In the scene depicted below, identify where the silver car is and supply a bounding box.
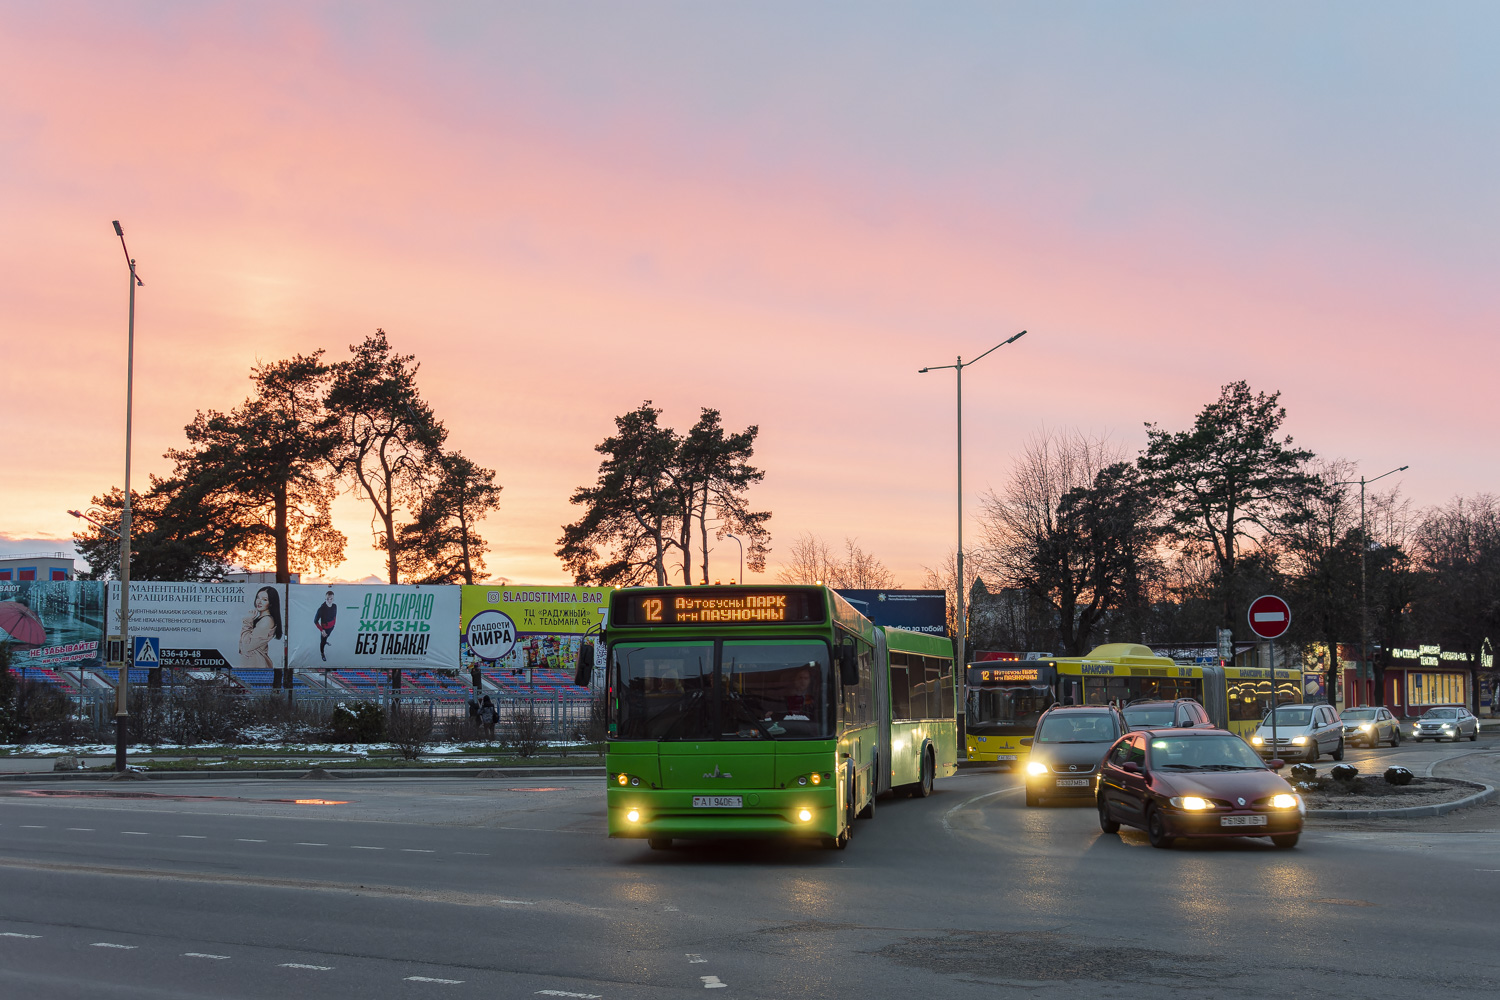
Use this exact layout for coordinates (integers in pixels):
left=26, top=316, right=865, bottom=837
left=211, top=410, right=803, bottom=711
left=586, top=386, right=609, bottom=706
left=1341, top=706, right=1401, bottom=748
left=1411, top=706, right=1479, bottom=743
left=1250, top=703, right=1345, bottom=763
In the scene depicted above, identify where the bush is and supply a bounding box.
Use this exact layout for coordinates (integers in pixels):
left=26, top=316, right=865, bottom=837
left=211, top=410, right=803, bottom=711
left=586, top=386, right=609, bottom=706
left=128, top=681, right=248, bottom=746
left=330, top=701, right=385, bottom=743
left=507, top=702, right=547, bottom=758
left=246, top=694, right=327, bottom=744
left=387, top=702, right=435, bottom=760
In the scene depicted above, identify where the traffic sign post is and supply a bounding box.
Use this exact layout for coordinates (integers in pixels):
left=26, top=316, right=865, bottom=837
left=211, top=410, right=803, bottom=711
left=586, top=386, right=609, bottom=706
left=1248, top=596, right=1292, bottom=756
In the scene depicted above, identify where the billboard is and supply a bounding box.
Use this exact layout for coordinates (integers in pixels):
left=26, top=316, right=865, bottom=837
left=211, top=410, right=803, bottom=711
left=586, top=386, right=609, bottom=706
left=288, top=584, right=460, bottom=670
left=108, top=581, right=282, bottom=670
left=0, top=579, right=104, bottom=669
left=460, top=585, right=609, bottom=678
left=836, top=589, right=948, bottom=637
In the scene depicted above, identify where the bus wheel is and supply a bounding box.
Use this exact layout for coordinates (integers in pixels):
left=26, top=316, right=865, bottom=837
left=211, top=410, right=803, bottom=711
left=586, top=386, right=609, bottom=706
left=647, top=837, right=672, bottom=850
left=914, top=749, right=934, bottom=799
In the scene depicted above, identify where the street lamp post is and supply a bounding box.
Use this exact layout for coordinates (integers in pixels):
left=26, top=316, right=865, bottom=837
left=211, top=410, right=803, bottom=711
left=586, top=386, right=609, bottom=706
left=111, top=221, right=142, bottom=773
left=918, top=330, right=1027, bottom=668
left=1335, top=465, right=1408, bottom=708
left=724, top=533, right=744, bottom=585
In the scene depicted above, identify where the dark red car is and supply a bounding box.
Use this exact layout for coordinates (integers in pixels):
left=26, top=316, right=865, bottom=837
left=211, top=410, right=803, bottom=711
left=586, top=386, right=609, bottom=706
left=1097, top=728, right=1304, bottom=849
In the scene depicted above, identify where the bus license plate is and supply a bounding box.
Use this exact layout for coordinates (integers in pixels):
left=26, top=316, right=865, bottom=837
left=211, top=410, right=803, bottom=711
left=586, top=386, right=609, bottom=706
left=996, top=755, right=1018, bottom=761
left=1055, top=778, right=1089, bottom=787
left=1220, top=815, right=1267, bottom=827
left=693, top=796, right=743, bottom=809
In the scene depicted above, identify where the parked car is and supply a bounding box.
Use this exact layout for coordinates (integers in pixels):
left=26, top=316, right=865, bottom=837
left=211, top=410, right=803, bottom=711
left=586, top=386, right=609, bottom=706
left=1411, top=706, right=1479, bottom=742
left=1122, top=699, right=1212, bottom=732
left=1250, top=704, right=1344, bottom=763
left=1023, top=705, right=1127, bottom=807
left=1340, top=706, right=1401, bottom=748
left=1097, top=728, right=1304, bottom=849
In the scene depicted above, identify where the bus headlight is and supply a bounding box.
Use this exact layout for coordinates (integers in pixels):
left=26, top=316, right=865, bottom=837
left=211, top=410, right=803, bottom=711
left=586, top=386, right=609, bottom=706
left=1271, top=794, right=1298, bottom=809
left=625, top=809, right=640, bottom=823
left=797, top=809, right=813, bottom=823
left=1026, top=761, right=1048, bottom=776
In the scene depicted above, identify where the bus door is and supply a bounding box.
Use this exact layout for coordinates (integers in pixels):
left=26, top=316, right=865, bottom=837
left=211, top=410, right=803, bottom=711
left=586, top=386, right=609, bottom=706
left=872, top=628, right=892, bottom=796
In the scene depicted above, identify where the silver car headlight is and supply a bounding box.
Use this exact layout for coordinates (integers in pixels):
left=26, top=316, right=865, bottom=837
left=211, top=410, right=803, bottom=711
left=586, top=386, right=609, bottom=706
left=1358, top=724, right=1372, bottom=732
left=1291, top=736, right=1308, bottom=745
left=1250, top=735, right=1264, bottom=746
left=1026, top=761, right=1048, bottom=776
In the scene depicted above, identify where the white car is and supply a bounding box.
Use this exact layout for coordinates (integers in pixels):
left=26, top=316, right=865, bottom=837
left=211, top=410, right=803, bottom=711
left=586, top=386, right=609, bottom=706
left=1411, top=706, right=1479, bottom=742
left=1250, top=704, right=1345, bottom=763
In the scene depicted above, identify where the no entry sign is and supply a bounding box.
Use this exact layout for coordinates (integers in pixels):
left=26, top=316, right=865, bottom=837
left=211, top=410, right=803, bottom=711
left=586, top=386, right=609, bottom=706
left=1248, top=594, right=1291, bottom=640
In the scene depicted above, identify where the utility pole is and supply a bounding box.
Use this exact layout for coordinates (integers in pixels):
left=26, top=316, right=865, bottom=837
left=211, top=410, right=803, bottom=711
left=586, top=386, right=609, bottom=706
left=111, top=221, right=142, bottom=773
left=1336, top=465, right=1408, bottom=707
left=919, top=330, right=1027, bottom=669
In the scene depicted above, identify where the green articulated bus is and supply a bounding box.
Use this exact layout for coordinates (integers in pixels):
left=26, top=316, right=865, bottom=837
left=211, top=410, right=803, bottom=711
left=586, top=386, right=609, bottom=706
left=595, top=585, right=957, bottom=850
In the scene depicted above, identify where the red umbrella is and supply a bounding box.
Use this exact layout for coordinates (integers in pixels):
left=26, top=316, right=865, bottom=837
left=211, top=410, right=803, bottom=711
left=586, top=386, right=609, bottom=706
left=0, top=602, right=46, bottom=646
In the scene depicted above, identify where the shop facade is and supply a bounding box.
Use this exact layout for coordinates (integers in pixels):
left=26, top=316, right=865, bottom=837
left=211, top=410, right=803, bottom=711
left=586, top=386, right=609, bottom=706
left=1380, top=644, right=1491, bottom=719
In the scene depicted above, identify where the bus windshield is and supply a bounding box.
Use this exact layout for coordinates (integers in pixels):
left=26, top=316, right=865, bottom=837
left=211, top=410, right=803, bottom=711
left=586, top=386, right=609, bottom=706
left=967, top=684, right=1054, bottom=734
left=612, top=641, right=833, bottom=741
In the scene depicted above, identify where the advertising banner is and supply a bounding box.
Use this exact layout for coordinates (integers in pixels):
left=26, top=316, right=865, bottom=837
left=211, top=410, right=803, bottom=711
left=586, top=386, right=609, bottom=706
left=459, top=585, right=610, bottom=676
left=288, top=584, right=460, bottom=670
left=836, top=589, right=948, bottom=636
left=1, top=579, right=105, bottom=669
left=108, top=581, right=283, bottom=670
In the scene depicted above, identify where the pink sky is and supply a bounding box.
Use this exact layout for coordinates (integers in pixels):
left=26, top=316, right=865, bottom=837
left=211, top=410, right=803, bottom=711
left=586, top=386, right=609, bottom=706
left=2, top=5, right=1496, bottom=586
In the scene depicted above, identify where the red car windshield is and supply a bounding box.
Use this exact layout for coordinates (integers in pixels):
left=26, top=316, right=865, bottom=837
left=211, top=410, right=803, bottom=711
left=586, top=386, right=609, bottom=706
left=1148, top=736, right=1265, bottom=771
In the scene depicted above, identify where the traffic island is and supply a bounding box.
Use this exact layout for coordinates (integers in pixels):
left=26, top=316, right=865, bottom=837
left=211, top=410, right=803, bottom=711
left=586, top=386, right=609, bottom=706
left=1297, top=771, right=1494, bottom=819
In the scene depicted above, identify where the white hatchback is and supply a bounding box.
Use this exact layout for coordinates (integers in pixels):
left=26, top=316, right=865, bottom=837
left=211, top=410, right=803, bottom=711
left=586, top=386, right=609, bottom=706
left=1250, top=703, right=1345, bottom=763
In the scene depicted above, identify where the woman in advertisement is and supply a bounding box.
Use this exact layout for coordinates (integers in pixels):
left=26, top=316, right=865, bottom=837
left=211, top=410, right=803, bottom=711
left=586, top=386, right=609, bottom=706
left=240, top=586, right=284, bottom=670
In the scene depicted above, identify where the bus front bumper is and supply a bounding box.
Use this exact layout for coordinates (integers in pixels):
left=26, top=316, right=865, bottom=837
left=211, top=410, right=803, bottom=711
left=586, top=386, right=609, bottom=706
left=608, top=786, right=838, bottom=840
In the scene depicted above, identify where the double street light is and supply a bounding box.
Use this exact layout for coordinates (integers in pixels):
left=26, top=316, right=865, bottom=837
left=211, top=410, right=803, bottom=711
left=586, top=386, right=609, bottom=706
left=919, top=330, right=1028, bottom=665
left=1334, top=464, right=1409, bottom=701
left=111, top=221, right=142, bottom=773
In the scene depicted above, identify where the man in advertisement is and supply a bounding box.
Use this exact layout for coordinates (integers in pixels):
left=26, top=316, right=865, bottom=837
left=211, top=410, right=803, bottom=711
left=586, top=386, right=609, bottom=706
left=314, top=590, right=338, bottom=662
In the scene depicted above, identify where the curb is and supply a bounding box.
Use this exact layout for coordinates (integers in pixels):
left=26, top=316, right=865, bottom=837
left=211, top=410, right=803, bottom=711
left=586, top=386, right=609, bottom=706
left=0, top=766, right=607, bottom=782
left=1306, top=779, right=1495, bottom=819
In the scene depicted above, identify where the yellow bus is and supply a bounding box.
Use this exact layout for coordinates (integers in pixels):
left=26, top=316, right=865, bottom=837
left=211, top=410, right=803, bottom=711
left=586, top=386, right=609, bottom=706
left=965, top=643, right=1300, bottom=765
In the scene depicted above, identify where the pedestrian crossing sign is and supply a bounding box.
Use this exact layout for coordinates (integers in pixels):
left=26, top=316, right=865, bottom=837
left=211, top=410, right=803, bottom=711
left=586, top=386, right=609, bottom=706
left=133, top=636, right=160, bottom=667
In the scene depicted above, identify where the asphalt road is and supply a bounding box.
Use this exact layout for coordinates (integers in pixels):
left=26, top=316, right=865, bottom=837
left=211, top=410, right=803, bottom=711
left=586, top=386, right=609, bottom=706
left=1, top=738, right=1497, bottom=999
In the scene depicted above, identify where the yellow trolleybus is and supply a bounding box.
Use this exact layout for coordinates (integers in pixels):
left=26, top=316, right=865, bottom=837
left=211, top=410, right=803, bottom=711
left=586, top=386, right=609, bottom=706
left=594, top=585, right=957, bottom=849
left=965, top=643, right=1301, bottom=764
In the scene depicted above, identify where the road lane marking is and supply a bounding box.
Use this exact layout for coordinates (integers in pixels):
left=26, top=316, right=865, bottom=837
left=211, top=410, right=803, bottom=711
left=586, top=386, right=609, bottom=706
left=92, top=942, right=138, bottom=949
left=67, top=828, right=94, bottom=831
left=179, top=835, right=207, bottom=839
left=941, top=784, right=1023, bottom=835
left=455, top=852, right=489, bottom=856
left=237, top=839, right=266, bottom=843
left=280, top=963, right=333, bottom=970
left=535, top=992, right=602, bottom=998
left=406, top=976, right=465, bottom=984
left=184, top=952, right=231, bottom=959
left=1, top=932, right=42, bottom=939
left=296, top=843, right=328, bottom=847
left=350, top=846, right=384, bottom=850
left=20, top=825, right=45, bottom=828
left=686, top=954, right=707, bottom=963
left=122, top=831, right=149, bottom=836
left=702, top=975, right=727, bottom=988
left=402, top=849, right=436, bottom=853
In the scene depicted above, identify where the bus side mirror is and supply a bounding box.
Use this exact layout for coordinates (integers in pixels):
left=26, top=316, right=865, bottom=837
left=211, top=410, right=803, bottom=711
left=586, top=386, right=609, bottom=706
left=574, top=643, right=595, bottom=687
left=839, top=644, right=858, bottom=686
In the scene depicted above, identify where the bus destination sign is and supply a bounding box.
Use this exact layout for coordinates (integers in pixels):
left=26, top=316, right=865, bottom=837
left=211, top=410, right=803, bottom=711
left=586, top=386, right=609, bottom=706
left=969, top=667, right=1042, bottom=683
left=614, top=589, right=825, bottom=627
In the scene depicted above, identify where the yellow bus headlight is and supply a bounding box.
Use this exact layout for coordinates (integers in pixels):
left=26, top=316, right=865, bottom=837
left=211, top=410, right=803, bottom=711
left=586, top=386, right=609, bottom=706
left=626, top=809, right=640, bottom=823
left=797, top=809, right=813, bottom=822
